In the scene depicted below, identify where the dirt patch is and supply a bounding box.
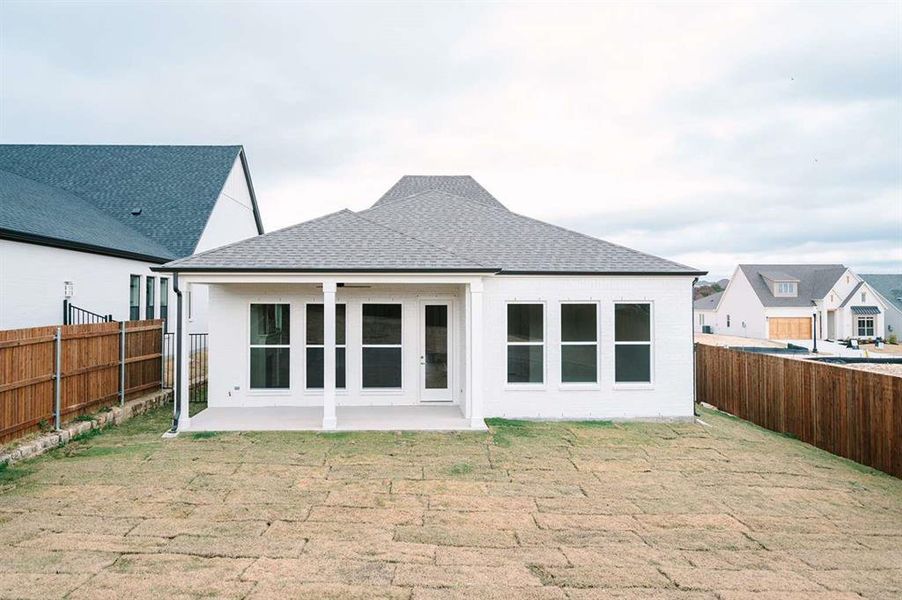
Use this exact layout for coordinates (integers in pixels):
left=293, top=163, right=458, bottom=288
left=0, top=405, right=899, bottom=598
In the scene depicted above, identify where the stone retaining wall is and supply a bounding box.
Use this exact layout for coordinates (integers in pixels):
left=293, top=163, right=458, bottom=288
left=0, top=389, right=172, bottom=466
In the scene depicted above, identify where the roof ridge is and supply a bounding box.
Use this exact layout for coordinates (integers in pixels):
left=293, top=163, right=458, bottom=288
left=350, top=209, right=494, bottom=269
left=369, top=188, right=512, bottom=212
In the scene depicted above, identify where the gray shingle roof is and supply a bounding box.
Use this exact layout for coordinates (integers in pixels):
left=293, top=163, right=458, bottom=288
left=162, top=209, right=491, bottom=271
left=694, top=291, right=723, bottom=310
left=0, top=144, right=255, bottom=259
left=738, top=264, right=847, bottom=307
left=163, top=178, right=702, bottom=275
left=374, top=175, right=506, bottom=210
left=860, top=274, right=902, bottom=314
left=838, top=281, right=864, bottom=308
left=0, top=168, right=175, bottom=260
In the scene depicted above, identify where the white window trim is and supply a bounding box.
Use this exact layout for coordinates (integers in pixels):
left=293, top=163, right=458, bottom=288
left=505, top=301, right=546, bottom=390
left=145, top=275, right=156, bottom=320
left=361, top=302, right=403, bottom=391
left=304, top=302, right=347, bottom=391
left=129, top=274, right=142, bottom=321
left=248, top=302, right=292, bottom=393
left=856, top=316, right=875, bottom=338
left=559, top=301, right=600, bottom=390
left=612, top=301, right=654, bottom=389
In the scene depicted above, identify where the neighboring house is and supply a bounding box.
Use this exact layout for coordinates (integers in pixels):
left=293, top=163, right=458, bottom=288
left=860, top=274, right=902, bottom=339
left=693, top=291, right=723, bottom=333
left=156, top=175, right=705, bottom=432
left=700, top=264, right=888, bottom=341
left=0, top=145, right=263, bottom=331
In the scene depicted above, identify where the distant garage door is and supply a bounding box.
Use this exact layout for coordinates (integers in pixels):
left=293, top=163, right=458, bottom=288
left=768, top=317, right=811, bottom=340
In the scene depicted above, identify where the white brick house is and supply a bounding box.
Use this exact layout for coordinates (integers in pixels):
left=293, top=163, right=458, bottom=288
left=157, top=176, right=704, bottom=432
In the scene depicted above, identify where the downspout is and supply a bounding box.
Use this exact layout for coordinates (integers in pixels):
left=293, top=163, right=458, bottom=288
left=692, top=277, right=699, bottom=418
left=170, top=273, right=183, bottom=432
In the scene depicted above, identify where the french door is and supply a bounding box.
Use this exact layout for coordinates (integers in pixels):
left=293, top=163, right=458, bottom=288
left=419, top=301, right=452, bottom=402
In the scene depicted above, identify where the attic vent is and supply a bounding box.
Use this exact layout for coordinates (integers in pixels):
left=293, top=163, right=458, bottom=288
left=131, top=208, right=142, bottom=216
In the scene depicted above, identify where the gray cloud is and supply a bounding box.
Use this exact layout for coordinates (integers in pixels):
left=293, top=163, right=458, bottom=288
left=1, top=1, right=899, bottom=277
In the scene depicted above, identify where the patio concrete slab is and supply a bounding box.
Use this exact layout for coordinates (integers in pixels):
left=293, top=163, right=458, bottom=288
left=185, top=404, right=484, bottom=432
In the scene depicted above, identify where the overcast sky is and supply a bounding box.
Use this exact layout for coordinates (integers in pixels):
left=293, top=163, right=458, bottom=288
left=1, top=1, right=899, bottom=279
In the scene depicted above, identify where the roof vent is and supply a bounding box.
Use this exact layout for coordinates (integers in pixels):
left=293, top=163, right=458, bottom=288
left=131, top=208, right=142, bottom=216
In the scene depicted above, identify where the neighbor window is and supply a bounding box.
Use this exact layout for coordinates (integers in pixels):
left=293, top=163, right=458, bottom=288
left=857, top=316, right=875, bottom=338
left=614, top=303, right=652, bottom=384
left=362, top=304, right=402, bottom=388
left=160, top=278, right=169, bottom=329
left=776, top=282, right=796, bottom=296
left=145, top=276, right=156, bottom=319
left=561, top=303, right=597, bottom=383
left=507, top=303, right=544, bottom=384
left=699, top=314, right=705, bottom=326
left=129, top=275, right=140, bottom=320
left=861, top=292, right=866, bottom=302
left=306, top=303, right=346, bottom=389
left=726, top=314, right=731, bottom=328
left=250, top=304, right=290, bottom=389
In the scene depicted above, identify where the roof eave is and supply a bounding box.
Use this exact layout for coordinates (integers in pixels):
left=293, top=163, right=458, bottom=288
left=1, top=228, right=172, bottom=264
left=496, top=269, right=707, bottom=276
left=150, top=266, right=500, bottom=274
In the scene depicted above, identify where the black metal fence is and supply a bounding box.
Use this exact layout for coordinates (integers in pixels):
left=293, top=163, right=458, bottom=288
left=63, top=300, right=113, bottom=325
left=163, top=332, right=208, bottom=402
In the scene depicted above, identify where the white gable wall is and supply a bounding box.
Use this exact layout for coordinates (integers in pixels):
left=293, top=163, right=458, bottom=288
left=711, top=268, right=767, bottom=338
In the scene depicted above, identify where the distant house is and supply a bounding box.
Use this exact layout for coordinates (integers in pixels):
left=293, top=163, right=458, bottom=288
left=0, top=145, right=263, bottom=331
left=860, top=274, right=902, bottom=339
left=696, top=264, right=889, bottom=341
left=693, top=290, right=723, bottom=333
left=156, top=175, right=705, bottom=432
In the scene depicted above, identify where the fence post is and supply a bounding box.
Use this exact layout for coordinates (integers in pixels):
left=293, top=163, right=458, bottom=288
left=160, top=323, right=165, bottom=392
left=119, top=321, right=126, bottom=406
left=54, top=326, right=62, bottom=430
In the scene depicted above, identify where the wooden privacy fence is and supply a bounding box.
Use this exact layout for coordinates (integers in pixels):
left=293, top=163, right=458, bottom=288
left=0, top=320, right=164, bottom=443
left=696, top=343, right=902, bottom=478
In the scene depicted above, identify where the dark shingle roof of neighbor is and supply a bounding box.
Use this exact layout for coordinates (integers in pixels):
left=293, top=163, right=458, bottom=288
left=694, top=291, right=723, bottom=310
left=738, top=264, right=848, bottom=307
left=0, top=169, right=175, bottom=260
left=0, top=144, right=250, bottom=259
left=859, top=274, right=902, bottom=313
left=163, top=177, right=703, bottom=275
left=373, top=175, right=507, bottom=210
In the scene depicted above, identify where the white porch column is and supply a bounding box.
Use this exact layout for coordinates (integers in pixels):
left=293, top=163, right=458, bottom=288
left=322, top=280, right=337, bottom=430
left=467, top=280, right=485, bottom=428
left=177, top=281, right=191, bottom=430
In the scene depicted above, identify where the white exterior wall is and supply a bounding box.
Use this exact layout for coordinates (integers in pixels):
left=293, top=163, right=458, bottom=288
left=482, top=276, right=694, bottom=419
left=711, top=268, right=767, bottom=338
left=204, top=275, right=696, bottom=420
left=0, top=239, right=169, bottom=329
left=882, top=304, right=902, bottom=340
left=693, top=308, right=722, bottom=333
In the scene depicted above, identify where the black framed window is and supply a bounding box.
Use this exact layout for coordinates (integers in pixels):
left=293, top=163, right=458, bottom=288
left=145, top=276, right=155, bottom=319
left=614, top=303, right=652, bottom=383
left=561, top=303, right=597, bottom=383
left=129, top=275, right=140, bottom=321
left=250, top=304, right=290, bottom=389
left=362, top=304, right=402, bottom=388
left=160, top=278, right=169, bottom=329
left=507, top=303, right=544, bottom=383
left=306, top=303, right=346, bottom=389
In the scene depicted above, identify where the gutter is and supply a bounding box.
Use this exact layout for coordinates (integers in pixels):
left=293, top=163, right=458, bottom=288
left=692, top=277, right=699, bottom=418
left=0, top=228, right=172, bottom=264
left=170, top=273, right=183, bottom=433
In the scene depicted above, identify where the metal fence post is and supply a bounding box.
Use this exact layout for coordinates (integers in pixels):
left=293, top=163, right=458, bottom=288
left=54, top=327, right=62, bottom=430
left=119, top=321, right=126, bottom=406
left=160, top=323, right=165, bottom=391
